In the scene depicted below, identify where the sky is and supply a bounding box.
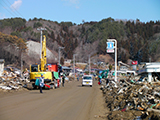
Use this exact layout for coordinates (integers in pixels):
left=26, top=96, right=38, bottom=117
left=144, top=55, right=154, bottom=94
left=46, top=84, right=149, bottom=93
left=0, top=0, right=160, bottom=24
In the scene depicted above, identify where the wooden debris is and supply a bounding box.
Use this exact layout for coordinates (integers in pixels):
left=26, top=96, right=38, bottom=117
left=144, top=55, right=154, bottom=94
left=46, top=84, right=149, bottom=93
left=0, top=70, right=30, bottom=92
left=100, top=75, right=160, bottom=119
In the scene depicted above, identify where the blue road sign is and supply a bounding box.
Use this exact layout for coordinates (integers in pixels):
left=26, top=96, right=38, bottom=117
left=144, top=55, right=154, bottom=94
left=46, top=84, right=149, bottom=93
left=107, top=42, right=114, bottom=49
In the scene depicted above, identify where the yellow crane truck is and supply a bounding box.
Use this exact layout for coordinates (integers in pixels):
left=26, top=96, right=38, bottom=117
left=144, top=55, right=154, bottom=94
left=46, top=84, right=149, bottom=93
left=27, top=35, right=54, bottom=89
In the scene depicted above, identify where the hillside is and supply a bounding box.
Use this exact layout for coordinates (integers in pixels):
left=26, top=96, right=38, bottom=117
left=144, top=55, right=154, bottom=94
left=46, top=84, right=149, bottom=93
left=26, top=40, right=57, bottom=63
left=0, top=17, right=160, bottom=68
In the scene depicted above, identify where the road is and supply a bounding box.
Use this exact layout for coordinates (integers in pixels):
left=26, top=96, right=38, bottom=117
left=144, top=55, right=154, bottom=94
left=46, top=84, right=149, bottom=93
left=0, top=79, right=106, bottom=120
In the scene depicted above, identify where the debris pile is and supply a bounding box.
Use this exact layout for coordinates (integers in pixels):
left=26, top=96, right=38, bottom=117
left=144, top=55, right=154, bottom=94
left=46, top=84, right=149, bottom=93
left=100, top=77, right=160, bottom=119
left=0, top=70, right=29, bottom=92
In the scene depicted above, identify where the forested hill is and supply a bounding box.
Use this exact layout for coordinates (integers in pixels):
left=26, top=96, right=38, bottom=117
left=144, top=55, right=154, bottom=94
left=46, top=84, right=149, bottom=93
left=0, top=17, right=160, bottom=67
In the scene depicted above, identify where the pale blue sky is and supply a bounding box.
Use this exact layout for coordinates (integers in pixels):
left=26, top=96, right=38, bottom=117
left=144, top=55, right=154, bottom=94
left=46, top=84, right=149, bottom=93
left=0, top=0, right=160, bottom=24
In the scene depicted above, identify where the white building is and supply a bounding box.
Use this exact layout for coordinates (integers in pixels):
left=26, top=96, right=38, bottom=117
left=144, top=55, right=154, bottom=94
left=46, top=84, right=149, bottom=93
left=138, top=62, right=160, bottom=82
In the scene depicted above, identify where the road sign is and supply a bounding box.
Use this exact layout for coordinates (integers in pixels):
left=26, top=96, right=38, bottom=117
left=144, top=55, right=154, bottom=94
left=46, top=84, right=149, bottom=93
left=106, top=49, right=114, bottom=53
left=107, top=42, right=114, bottom=49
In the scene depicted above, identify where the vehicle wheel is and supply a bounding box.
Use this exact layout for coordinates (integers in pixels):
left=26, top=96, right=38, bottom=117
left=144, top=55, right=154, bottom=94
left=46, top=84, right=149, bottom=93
left=82, top=85, right=84, bottom=86
left=90, top=85, right=92, bottom=87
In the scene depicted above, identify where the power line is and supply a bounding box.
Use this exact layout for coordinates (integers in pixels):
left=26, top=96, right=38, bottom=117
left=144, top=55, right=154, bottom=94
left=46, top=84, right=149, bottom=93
left=2, top=0, right=19, bottom=17
left=5, top=0, right=24, bottom=17
left=1, top=0, right=23, bottom=18
left=0, top=2, right=16, bottom=17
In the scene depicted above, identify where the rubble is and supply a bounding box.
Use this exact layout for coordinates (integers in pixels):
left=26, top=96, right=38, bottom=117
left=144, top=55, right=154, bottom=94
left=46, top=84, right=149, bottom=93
left=100, top=76, right=160, bottom=120
left=0, top=68, right=71, bottom=92
left=0, top=70, right=30, bottom=92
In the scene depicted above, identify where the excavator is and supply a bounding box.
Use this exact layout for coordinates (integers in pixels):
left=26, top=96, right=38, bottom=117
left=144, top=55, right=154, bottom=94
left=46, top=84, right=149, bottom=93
left=27, top=35, right=54, bottom=89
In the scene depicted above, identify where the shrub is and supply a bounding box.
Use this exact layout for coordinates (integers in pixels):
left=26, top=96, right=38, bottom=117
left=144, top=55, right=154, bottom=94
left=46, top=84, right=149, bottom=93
left=33, top=22, right=43, bottom=28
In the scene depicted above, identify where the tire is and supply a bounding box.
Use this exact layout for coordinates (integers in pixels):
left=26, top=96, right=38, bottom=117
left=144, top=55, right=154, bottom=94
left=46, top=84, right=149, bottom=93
left=82, top=84, right=84, bottom=86
left=90, top=85, right=92, bottom=87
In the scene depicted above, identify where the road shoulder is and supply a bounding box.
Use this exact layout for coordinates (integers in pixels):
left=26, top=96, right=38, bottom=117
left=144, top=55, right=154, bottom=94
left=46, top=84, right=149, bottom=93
left=89, top=82, right=108, bottom=120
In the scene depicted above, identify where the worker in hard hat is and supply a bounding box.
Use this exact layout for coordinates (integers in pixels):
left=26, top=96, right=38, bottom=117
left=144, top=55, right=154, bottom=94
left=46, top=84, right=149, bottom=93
left=39, top=74, right=44, bottom=93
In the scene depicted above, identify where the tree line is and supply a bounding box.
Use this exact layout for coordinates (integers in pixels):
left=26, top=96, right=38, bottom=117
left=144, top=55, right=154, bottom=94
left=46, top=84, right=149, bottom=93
left=0, top=17, right=160, bottom=63
left=81, top=18, right=160, bottom=63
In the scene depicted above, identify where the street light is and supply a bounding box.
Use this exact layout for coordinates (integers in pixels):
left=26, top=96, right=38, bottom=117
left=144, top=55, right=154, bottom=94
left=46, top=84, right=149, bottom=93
left=58, top=47, right=64, bottom=65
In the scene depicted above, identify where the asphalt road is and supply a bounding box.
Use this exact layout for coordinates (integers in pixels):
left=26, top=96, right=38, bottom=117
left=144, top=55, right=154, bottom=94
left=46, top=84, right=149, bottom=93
left=0, top=80, right=106, bottom=120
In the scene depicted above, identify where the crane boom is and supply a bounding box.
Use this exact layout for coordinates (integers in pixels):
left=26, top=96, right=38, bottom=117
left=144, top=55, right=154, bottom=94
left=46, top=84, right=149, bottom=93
left=41, top=35, right=47, bottom=71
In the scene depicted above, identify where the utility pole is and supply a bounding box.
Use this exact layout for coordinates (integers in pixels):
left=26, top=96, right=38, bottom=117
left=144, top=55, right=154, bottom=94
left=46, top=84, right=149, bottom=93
left=149, top=57, right=151, bottom=63
left=73, top=54, right=77, bottom=80
left=37, top=27, right=46, bottom=60
left=115, top=40, right=117, bottom=82
left=21, top=50, right=23, bottom=77
left=20, top=41, right=25, bottom=77
left=58, top=47, right=64, bottom=65
left=89, top=55, right=91, bottom=75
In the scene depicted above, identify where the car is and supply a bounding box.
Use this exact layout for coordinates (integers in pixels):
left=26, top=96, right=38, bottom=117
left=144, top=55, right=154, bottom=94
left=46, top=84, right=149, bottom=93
left=82, top=75, right=93, bottom=87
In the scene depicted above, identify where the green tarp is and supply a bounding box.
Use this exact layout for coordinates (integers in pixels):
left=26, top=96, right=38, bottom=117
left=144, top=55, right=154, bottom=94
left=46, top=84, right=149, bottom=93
left=35, top=78, right=39, bottom=86
left=112, top=71, right=115, bottom=76
left=54, top=72, right=59, bottom=79
left=101, top=69, right=109, bottom=78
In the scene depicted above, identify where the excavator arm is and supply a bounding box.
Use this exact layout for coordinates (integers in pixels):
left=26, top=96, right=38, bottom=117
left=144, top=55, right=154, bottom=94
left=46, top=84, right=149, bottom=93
left=41, top=35, right=47, bottom=71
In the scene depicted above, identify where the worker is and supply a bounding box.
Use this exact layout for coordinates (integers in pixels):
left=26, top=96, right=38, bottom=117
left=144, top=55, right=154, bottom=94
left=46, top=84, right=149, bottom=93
left=106, top=78, right=109, bottom=85
left=77, top=74, right=79, bottom=81
left=95, top=75, right=98, bottom=81
left=39, top=74, right=44, bottom=93
left=57, top=79, right=60, bottom=88
left=60, top=72, right=64, bottom=86
left=98, top=75, right=102, bottom=85
left=62, top=74, right=65, bottom=87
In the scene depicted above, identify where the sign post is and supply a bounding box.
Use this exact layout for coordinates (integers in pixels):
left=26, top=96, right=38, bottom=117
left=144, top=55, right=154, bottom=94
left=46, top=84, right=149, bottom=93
left=107, top=39, right=117, bottom=82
